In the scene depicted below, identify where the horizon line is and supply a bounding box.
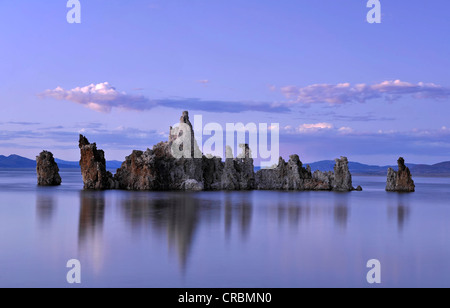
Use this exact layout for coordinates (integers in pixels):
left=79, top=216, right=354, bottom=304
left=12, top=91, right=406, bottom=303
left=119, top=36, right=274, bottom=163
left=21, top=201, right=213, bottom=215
left=1, top=153, right=448, bottom=167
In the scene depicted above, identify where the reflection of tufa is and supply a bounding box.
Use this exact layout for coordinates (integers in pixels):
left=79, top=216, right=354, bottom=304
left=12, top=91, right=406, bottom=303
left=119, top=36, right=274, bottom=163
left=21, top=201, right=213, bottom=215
left=77, top=111, right=361, bottom=192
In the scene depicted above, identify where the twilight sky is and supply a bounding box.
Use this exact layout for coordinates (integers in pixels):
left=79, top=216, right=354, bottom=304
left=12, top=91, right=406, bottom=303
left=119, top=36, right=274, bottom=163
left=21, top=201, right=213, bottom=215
left=1, top=0, right=449, bottom=165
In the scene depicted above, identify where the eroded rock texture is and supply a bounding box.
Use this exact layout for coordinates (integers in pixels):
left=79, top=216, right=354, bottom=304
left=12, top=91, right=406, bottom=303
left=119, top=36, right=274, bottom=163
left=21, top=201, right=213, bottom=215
left=79, top=135, right=117, bottom=190
left=114, top=111, right=254, bottom=191
left=333, top=156, right=354, bottom=192
left=314, top=157, right=355, bottom=191
left=79, top=111, right=359, bottom=192
left=115, top=142, right=204, bottom=191
left=256, top=155, right=331, bottom=191
left=256, top=156, right=355, bottom=191
left=115, top=111, right=203, bottom=191
left=312, top=170, right=333, bottom=190
left=386, top=157, right=415, bottom=192
left=202, top=155, right=224, bottom=190
left=169, top=111, right=202, bottom=159
left=36, top=151, right=61, bottom=186
left=221, top=144, right=256, bottom=191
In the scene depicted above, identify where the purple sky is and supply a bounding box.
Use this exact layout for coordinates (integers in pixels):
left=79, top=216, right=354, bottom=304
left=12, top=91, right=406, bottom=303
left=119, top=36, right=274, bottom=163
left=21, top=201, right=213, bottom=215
left=1, top=0, right=449, bottom=165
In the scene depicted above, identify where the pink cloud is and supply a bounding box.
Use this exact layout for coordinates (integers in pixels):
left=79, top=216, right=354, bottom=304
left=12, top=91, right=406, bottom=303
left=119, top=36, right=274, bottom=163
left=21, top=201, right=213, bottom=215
left=281, top=80, right=450, bottom=105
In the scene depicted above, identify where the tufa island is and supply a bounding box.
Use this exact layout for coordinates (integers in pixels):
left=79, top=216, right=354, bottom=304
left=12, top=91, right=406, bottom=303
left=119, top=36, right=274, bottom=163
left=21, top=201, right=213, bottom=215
left=36, top=150, right=61, bottom=186
left=37, top=111, right=415, bottom=193
left=386, top=157, right=415, bottom=192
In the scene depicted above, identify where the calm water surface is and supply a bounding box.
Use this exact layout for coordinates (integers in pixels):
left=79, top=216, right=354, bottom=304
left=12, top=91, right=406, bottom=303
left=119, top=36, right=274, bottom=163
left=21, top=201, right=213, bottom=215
left=0, top=169, right=449, bottom=287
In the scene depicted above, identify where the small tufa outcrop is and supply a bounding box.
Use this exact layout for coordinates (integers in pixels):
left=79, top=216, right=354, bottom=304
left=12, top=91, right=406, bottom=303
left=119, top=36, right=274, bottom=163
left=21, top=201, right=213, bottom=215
left=333, top=156, right=354, bottom=192
left=256, top=155, right=330, bottom=191
left=36, top=151, right=62, bottom=186
left=79, top=135, right=117, bottom=190
left=311, top=157, right=357, bottom=191
left=386, top=157, right=415, bottom=192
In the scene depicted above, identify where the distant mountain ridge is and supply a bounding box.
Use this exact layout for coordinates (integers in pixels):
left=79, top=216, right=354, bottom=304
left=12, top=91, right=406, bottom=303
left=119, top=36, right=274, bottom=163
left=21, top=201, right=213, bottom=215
left=0, top=155, right=122, bottom=170
left=1, top=155, right=450, bottom=176
left=0, top=155, right=37, bottom=168
left=306, top=160, right=450, bottom=177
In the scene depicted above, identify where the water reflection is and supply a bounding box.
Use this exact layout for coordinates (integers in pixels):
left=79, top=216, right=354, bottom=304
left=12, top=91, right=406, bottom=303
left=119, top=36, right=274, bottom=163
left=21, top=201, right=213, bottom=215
left=277, top=203, right=308, bottom=228
left=36, top=194, right=56, bottom=225
left=273, top=193, right=351, bottom=230
left=18, top=173, right=450, bottom=287
left=224, top=194, right=252, bottom=239
left=78, top=191, right=105, bottom=273
left=71, top=189, right=412, bottom=278
left=388, top=203, right=411, bottom=232
left=396, top=204, right=410, bottom=230
left=165, top=195, right=202, bottom=270
left=119, top=193, right=222, bottom=270
left=334, top=194, right=350, bottom=229
left=79, top=191, right=105, bottom=244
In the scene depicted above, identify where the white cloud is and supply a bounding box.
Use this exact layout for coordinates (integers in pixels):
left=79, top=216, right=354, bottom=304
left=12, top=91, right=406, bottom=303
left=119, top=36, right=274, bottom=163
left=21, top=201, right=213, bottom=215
left=39, top=82, right=155, bottom=113
left=281, top=80, right=450, bottom=105
left=40, top=80, right=449, bottom=114
left=39, top=82, right=290, bottom=114
left=338, top=126, right=354, bottom=134
left=299, top=122, right=333, bottom=132
left=268, top=124, right=280, bottom=131
left=283, top=122, right=334, bottom=134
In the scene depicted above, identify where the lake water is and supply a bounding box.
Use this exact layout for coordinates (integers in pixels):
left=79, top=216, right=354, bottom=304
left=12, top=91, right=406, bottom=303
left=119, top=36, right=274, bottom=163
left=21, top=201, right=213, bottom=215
left=0, top=169, right=449, bottom=288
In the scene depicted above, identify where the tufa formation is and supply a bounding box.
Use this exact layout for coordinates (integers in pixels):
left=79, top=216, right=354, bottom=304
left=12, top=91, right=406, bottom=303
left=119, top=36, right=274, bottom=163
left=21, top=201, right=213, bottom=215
left=79, top=111, right=360, bottom=192
left=386, top=157, right=415, bottom=192
left=36, top=151, right=62, bottom=186
left=256, top=155, right=328, bottom=191
left=114, top=112, right=255, bottom=191
left=79, top=135, right=118, bottom=190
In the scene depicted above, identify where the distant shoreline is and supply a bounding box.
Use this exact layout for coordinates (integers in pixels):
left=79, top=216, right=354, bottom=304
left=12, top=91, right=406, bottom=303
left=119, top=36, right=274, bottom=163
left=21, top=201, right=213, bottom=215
left=2, top=154, right=450, bottom=177
left=1, top=167, right=450, bottom=178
